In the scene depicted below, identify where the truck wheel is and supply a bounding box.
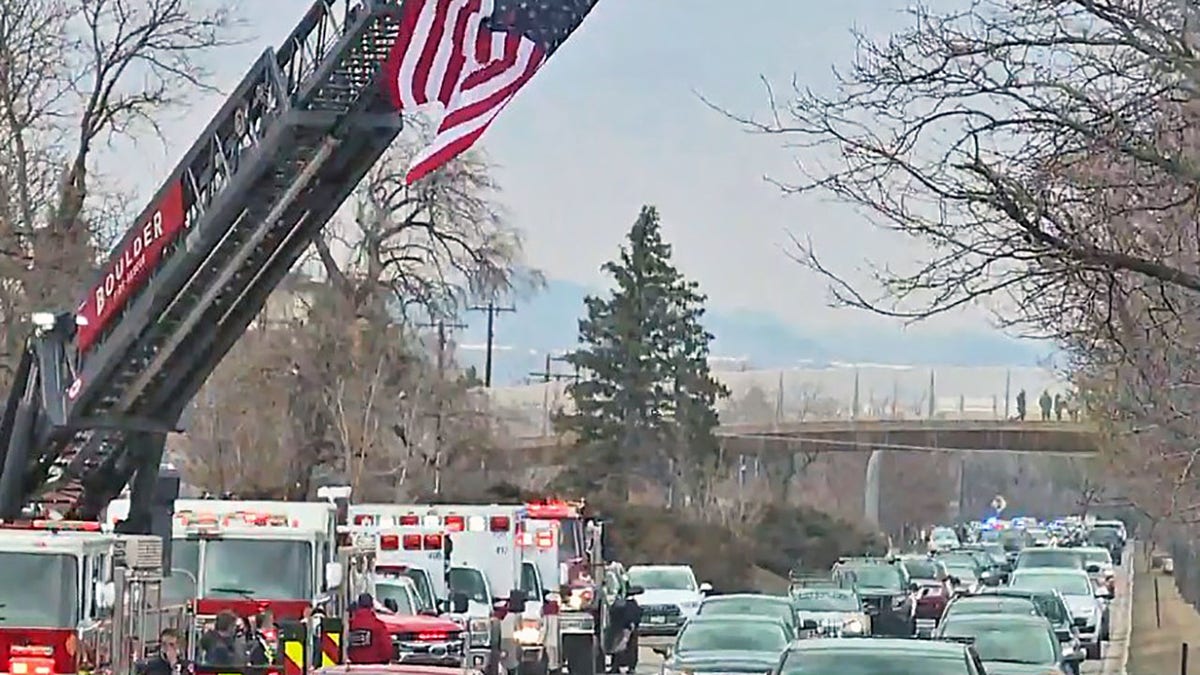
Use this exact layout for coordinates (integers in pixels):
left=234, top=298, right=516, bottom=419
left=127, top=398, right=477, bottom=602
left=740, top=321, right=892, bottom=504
left=518, top=653, right=549, bottom=675
left=563, top=635, right=595, bottom=675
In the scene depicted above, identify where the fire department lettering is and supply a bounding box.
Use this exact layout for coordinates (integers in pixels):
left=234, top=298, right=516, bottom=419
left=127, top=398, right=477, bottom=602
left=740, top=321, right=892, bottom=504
left=76, top=181, right=187, bottom=352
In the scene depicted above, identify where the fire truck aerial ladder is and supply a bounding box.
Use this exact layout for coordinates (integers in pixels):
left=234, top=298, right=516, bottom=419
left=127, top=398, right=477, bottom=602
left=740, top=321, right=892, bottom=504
left=0, top=0, right=407, bottom=531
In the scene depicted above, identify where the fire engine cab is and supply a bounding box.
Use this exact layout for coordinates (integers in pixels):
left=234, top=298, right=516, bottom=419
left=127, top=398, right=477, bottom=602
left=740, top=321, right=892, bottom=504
left=105, top=498, right=344, bottom=621
left=0, top=520, right=168, bottom=675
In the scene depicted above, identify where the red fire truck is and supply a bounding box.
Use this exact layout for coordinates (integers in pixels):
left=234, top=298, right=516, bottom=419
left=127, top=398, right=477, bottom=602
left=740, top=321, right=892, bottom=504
left=0, top=520, right=170, bottom=675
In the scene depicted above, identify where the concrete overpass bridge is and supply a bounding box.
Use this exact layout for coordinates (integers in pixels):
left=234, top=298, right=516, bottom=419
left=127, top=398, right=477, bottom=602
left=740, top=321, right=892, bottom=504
left=482, top=366, right=1099, bottom=528
left=487, top=418, right=1099, bottom=528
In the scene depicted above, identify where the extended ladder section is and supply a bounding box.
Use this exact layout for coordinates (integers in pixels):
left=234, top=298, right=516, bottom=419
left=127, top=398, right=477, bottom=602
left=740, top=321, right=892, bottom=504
left=0, top=0, right=408, bottom=527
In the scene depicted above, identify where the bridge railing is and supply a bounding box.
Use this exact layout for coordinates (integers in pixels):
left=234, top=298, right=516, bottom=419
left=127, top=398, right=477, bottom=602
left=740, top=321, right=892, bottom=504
left=478, top=366, right=1079, bottom=439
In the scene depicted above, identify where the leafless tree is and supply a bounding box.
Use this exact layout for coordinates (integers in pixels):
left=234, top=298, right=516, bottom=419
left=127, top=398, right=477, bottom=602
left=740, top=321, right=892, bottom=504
left=0, top=0, right=239, bottom=369
left=314, top=116, right=542, bottom=323
left=715, top=0, right=1200, bottom=326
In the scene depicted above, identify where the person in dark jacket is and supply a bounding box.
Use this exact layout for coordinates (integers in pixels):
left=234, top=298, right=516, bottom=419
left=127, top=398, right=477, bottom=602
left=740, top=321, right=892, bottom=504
left=347, top=593, right=393, bottom=664
left=248, top=609, right=277, bottom=666
left=200, top=610, right=245, bottom=667
left=141, top=628, right=188, bottom=675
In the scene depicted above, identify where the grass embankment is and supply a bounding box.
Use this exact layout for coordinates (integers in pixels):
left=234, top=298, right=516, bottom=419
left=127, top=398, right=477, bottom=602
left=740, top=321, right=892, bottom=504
left=1128, top=551, right=1200, bottom=675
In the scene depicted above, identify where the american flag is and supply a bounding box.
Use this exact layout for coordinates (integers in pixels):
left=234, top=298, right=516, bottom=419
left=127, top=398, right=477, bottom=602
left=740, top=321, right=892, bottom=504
left=382, top=0, right=600, bottom=184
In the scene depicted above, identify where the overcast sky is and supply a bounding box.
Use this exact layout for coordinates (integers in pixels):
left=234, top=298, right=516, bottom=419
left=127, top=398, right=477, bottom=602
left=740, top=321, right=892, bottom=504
left=111, top=0, right=992, bottom=335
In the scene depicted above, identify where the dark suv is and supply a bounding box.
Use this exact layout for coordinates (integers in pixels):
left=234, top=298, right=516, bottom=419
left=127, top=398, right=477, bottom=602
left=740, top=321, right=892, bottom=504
left=831, top=557, right=917, bottom=637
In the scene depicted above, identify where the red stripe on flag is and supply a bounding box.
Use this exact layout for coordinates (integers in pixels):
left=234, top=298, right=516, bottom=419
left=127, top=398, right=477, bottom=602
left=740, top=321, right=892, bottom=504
left=381, top=0, right=426, bottom=109
left=412, top=0, right=454, bottom=105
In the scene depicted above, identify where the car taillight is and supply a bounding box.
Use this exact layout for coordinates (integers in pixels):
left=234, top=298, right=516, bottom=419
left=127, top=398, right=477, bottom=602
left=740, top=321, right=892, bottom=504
left=380, top=534, right=400, bottom=550
left=402, top=534, right=422, bottom=550
left=445, top=515, right=465, bottom=531
left=399, top=514, right=419, bottom=526
left=490, top=515, right=510, bottom=532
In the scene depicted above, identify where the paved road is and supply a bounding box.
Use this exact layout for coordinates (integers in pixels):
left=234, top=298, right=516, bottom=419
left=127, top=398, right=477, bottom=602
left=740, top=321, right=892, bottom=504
left=629, top=550, right=1134, bottom=675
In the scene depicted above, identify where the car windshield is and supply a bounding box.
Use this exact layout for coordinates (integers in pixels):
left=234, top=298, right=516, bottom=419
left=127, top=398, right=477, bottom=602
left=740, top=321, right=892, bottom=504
left=940, top=620, right=1057, bottom=664
left=932, top=529, right=958, bottom=542
left=676, top=621, right=788, bottom=652
left=448, top=568, right=489, bottom=604
left=628, top=567, right=695, bottom=591
left=166, top=539, right=200, bottom=603
left=1079, top=549, right=1112, bottom=565
left=945, top=563, right=978, bottom=581
left=1089, top=529, right=1120, bottom=544
left=375, top=581, right=416, bottom=614
left=781, top=652, right=970, bottom=674
left=979, top=530, right=1002, bottom=542
left=939, top=553, right=979, bottom=567
left=901, top=559, right=940, bottom=579
left=701, top=598, right=792, bottom=623
left=202, top=539, right=312, bottom=599
left=1018, top=550, right=1083, bottom=569
left=838, top=565, right=902, bottom=591
left=791, top=591, right=860, bottom=612
left=945, top=597, right=1038, bottom=617
left=1011, top=572, right=1092, bottom=596
left=0, top=552, right=79, bottom=627
left=403, top=568, right=436, bottom=610
left=1029, top=595, right=1070, bottom=625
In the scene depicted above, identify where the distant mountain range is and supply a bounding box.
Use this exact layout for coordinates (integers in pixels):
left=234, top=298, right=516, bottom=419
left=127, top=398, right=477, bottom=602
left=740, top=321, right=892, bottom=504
left=453, top=279, right=1052, bottom=385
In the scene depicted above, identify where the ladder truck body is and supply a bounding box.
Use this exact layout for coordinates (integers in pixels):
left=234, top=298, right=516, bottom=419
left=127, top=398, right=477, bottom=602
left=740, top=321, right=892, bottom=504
left=0, top=0, right=408, bottom=532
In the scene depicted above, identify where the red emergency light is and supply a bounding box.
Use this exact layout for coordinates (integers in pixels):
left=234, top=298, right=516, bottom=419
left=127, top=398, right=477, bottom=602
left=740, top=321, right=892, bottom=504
left=535, top=529, right=554, bottom=549
left=489, top=515, right=510, bottom=532
left=416, top=631, right=450, bottom=641
left=354, top=514, right=373, bottom=525
left=380, top=534, right=400, bottom=550
left=423, top=533, right=443, bottom=550
left=402, top=534, right=423, bottom=550
left=6, top=519, right=102, bottom=532
left=525, top=500, right=580, bottom=519
left=444, top=515, right=465, bottom=532
left=398, top=514, right=419, bottom=526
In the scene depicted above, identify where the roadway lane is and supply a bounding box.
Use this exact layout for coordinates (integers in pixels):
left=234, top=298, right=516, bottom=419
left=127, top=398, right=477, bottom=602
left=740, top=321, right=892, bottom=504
left=629, top=548, right=1134, bottom=675
left=1086, top=547, right=1133, bottom=675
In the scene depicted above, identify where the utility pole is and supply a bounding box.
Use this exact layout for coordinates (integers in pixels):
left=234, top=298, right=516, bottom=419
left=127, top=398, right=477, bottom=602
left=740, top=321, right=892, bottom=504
left=417, top=318, right=467, bottom=494
left=467, top=302, right=514, bottom=387
left=529, top=352, right=576, bottom=435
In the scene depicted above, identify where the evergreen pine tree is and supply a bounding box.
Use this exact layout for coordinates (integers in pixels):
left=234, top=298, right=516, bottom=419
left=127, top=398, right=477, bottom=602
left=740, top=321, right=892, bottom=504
left=557, top=206, right=728, bottom=502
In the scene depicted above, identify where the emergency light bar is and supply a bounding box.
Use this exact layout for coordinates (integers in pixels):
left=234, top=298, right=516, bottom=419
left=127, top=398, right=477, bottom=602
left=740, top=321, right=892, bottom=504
left=397, top=533, right=444, bottom=551
left=176, top=509, right=297, bottom=528
left=525, top=499, right=582, bottom=519
left=4, top=519, right=101, bottom=532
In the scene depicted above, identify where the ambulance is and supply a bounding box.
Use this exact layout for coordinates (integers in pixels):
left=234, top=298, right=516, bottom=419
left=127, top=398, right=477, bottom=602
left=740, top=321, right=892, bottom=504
left=350, top=504, right=558, bottom=675
left=0, top=520, right=168, bottom=675
left=105, top=498, right=344, bottom=623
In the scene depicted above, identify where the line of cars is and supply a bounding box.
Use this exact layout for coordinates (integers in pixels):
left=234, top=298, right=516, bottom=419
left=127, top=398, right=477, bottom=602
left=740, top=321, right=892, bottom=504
left=631, top=516, right=1127, bottom=675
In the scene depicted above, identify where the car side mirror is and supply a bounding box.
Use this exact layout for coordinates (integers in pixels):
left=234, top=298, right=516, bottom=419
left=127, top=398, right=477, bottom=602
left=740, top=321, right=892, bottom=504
left=627, top=585, right=645, bottom=597
left=508, top=589, right=528, bottom=613
left=948, top=576, right=961, bottom=586
left=699, top=582, right=713, bottom=595
left=324, top=562, right=344, bottom=590
left=1086, top=564, right=1101, bottom=574
left=450, top=591, right=470, bottom=614
left=908, top=582, right=919, bottom=592
left=383, top=598, right=399, bottom=613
